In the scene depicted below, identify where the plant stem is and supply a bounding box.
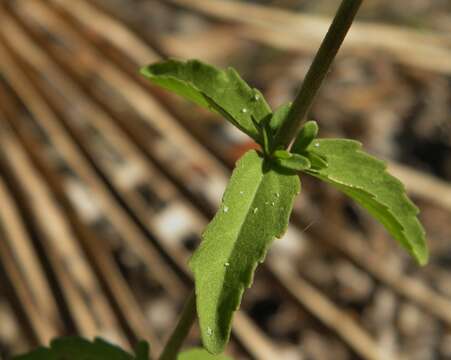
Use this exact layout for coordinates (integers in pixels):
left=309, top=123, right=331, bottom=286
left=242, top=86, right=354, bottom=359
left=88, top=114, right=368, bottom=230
left=159, top=290, right=197, bottom=360
left=274, top=0, right=364, bottom=149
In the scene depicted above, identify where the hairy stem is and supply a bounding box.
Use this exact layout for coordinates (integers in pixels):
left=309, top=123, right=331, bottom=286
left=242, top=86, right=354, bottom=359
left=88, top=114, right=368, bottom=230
left=159, top=290, right=196, bottom=360
left=274, top=0, right=364, bottom=149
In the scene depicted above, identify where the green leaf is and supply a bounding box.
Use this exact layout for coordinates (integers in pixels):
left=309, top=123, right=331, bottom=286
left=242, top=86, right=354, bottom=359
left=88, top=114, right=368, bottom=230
left=178, top=348, right=232, bottom=360
left=13, top=337, right=149, bottom=360
left=269, top=103, right=291, bottom=133
left=134, top=342, right=151, bottom=360
left=251, top=114, right=272, bottom=155
left=292, top=121, right=319, bottom=153
left=190, top=150, right=300, bottom=354
left=304, top=151, right=328, bottom=170
left=140, top=59, right=271, bottom=141
left=273, top=149, right=292, bottom=159
left=273, top=151, right=311, bottom=171
left=304, top=139, right=428, bottom=265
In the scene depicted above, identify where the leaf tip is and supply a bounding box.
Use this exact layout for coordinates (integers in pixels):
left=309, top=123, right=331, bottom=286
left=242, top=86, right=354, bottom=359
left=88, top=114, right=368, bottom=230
left=414, top=244, right=429, bottom=266
left=134, top=340, right=150, bottom=360
left=139, top=65, right=151, bottom=77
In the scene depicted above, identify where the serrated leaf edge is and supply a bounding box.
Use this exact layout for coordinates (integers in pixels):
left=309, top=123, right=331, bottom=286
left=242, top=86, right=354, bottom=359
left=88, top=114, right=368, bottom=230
left=305, top=139, right=427, bottom=265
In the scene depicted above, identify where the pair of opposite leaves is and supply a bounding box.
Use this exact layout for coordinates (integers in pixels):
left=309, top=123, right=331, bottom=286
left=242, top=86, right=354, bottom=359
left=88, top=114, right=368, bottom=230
left=141, top=60, right=428, bottom=355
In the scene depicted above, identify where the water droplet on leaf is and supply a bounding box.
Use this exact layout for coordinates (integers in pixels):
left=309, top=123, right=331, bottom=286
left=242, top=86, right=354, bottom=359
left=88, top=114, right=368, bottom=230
left=207, top=327, right=213, bottom=336
left=253, top=94, right=260, bottom=101
left=224, top=262, right=230, bottom=267
left=314, top=142, right=320, bottom=147
left=223, top=206, right=229, bottom=213
left=253, top=208, right=258, bottom=214
left=241, top=108, right=248, bottom=114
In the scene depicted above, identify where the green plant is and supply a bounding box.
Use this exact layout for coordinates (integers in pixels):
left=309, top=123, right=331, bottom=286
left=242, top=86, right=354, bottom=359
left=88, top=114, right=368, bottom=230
left=14, top=0, right=427, bottom=359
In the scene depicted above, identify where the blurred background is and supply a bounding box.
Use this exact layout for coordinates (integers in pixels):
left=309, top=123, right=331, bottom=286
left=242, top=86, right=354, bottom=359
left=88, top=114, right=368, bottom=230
left=0, top=0, right=450, bottom=359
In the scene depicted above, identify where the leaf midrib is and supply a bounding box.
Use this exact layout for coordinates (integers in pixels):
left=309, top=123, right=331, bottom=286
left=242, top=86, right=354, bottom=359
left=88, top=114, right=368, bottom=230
left=224, top=157, right=265, bottom=267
